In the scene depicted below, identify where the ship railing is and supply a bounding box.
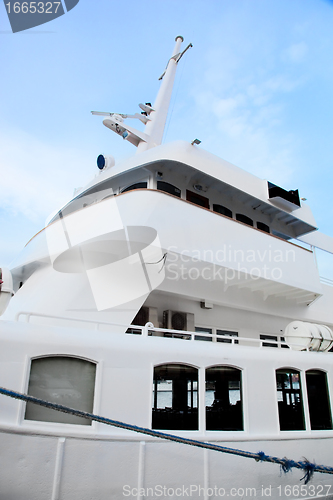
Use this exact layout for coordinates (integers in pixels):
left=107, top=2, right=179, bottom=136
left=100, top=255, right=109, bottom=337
left=15, top=311, right=136, bottom=332
left=136, top=323, right=305, bottom=349
left=15, top=311, right=310, bottom=350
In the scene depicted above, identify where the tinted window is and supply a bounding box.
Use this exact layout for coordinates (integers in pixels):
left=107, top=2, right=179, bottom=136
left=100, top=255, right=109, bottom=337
left=121, top=182, right=147, bottom=193
left=206, top=366, right=243, bottom=430
left=236, top=214, right=253, bottom=226
left=276, top=369, right=305, bottom=430
left=157, top=181, right=181, bottom=197
left=213, top=204, right=232, bottom=218
left=260, top=334, right=278, bottom=348
left=152, top=364, right=198, bottom=430
left=257, top=222, right=270, bottom=233
left=25, top=357, right=96, bottom=425
left=186, top=190, right=210, bottom=209
left=216, top=330, right=239, bottom=344
left=306, top=370, right=332, bottom=430
left=195, top=327, right=212, bottom=342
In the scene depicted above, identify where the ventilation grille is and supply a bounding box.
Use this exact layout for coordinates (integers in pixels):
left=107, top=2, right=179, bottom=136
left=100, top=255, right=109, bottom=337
left=163, top=311, right=195, bottom=331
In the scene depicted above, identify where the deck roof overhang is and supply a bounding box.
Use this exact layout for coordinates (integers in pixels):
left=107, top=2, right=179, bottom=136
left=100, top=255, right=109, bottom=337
left=65, top=141, right=317, bottom=238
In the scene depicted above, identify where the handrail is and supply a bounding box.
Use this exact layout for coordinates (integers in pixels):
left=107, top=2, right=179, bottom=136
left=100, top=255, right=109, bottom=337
left=15, top=311, right=132, bottom=331
left=15, top=311, right=312, bottom=350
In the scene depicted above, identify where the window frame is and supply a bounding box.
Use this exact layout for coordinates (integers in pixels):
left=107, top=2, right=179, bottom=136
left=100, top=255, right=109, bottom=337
left=305, top=369, right=333, bottom=431
left=205, top=364, right=244, bottom=432
left=22, top=354, right=98, bottom=427
left=120, top=181, right=148, bottom=194
left=151, top=362, right=199, bottom=431
left=235, top=213, right=254, bottom=227
left=276, top=367, right=305, bottom=431
left=157, top=180, right=181, bottom=198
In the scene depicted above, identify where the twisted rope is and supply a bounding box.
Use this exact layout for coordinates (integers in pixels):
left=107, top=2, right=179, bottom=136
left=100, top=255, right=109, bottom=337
left=1, top=387, right=332, bottom=484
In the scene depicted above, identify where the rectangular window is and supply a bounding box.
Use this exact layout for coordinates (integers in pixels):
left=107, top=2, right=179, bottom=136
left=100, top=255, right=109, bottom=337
left=216, top=330, right=239, bottom=344
left=306, top=370, right=332, bottom=430
left=152, top=364, right=198, bottom=430
left=195, top=327, right=212, bottom=342
left=260, top=334, right=278, bottom=348
left=186, top=190, right=210, bottom=209
left=276, top=369, right=305, bottom=430
left=25, top=357, right=96, bottom=425
left=157, top=181, right=181, bottom=197
left=260, top=335, right=289, bottom=348
left=206, top=366, right=243, bottom=431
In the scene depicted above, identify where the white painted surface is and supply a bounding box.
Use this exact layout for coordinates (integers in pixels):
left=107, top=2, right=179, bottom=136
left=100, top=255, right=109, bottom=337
left=1, top=37, right=333, bottom=500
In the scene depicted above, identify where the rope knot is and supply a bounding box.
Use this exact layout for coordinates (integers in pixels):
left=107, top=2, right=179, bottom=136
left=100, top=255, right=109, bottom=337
left=300, top=459, right=316, bottom=485
left=280, top=457, right=292, bottom=474
left=256, top=451, right=267, bottom=462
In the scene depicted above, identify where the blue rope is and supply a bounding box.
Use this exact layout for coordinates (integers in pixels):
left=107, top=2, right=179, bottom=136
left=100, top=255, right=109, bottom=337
left=1, top=386, right=332, bottom=485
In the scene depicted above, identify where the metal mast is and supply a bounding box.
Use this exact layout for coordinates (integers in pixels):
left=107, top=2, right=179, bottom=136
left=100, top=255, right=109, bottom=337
left=92, top=36, right=192, bottom=153
left=137, top=36, right=185, bottom=152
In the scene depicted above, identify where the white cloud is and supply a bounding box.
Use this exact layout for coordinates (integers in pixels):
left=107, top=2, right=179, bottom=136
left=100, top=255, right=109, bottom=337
left=0, top=126, right=94, bottom=225
left=283, top=42, right=308, bottom=63
left=190, top=40, right=306, bottom=187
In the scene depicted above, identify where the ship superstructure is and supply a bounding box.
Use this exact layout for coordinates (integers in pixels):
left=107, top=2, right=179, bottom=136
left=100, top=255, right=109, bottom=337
left=1, top=37, right=333, bottom=499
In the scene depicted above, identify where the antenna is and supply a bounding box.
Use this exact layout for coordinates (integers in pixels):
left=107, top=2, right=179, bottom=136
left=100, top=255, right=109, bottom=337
left=91, top=37, right=192, bottom=152
left=137, top=36, right=191, bottom=153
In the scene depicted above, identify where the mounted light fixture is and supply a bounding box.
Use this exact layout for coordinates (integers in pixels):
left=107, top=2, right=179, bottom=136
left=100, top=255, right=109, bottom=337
left=193, top=183, right=207, bottom=193
left=97, top=154, right=115, bottom=170
left=191, top=139, right=201, bottom=145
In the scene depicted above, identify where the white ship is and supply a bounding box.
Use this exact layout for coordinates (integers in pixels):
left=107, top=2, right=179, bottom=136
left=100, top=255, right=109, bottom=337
left=1, top=36, right=333, bottom=499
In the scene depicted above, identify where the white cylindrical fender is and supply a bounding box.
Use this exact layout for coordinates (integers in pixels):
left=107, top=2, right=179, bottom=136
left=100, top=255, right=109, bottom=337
left=285, top=320, right=333, bottom=351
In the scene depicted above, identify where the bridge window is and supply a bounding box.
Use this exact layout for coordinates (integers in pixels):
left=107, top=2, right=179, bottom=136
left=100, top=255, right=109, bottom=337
left=213, top=204, right=232, bottom=218
left=157, top=181, right=181, bottom=197
left=276, top=369, right=305, bottom=430
left=236, top=214, right=253, bottom=226
left=25, top=356, right=96, bottom=425
left=152, top=364, right=198, bottom=430
left=306, top=370, right=332, bottom=430
left=257, top=222, right=270, bottom=233
left=206, top=366, right=243, bottom=430
left=120, top=181, right=147, bottom=193
left=186, top=190, right=210, bottom=209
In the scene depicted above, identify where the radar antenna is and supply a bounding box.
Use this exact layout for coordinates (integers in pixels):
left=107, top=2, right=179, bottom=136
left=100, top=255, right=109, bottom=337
left=92, top=36, right=192, bottom=152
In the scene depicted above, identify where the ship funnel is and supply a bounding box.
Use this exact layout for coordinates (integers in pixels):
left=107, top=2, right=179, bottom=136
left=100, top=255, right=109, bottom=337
left=284, top=321, right=333, bottom=352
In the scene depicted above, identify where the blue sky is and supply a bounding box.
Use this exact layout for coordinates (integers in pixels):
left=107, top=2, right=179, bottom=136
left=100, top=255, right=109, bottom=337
left=1, top=0, right=333, bottom=267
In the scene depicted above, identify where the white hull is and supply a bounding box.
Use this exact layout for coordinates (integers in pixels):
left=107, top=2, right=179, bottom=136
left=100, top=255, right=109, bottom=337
left=1, top=320, right=333, bottom=498
left=1, top=431, right=332, bottom=499
left=2, top=37, right=333, bottom=498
